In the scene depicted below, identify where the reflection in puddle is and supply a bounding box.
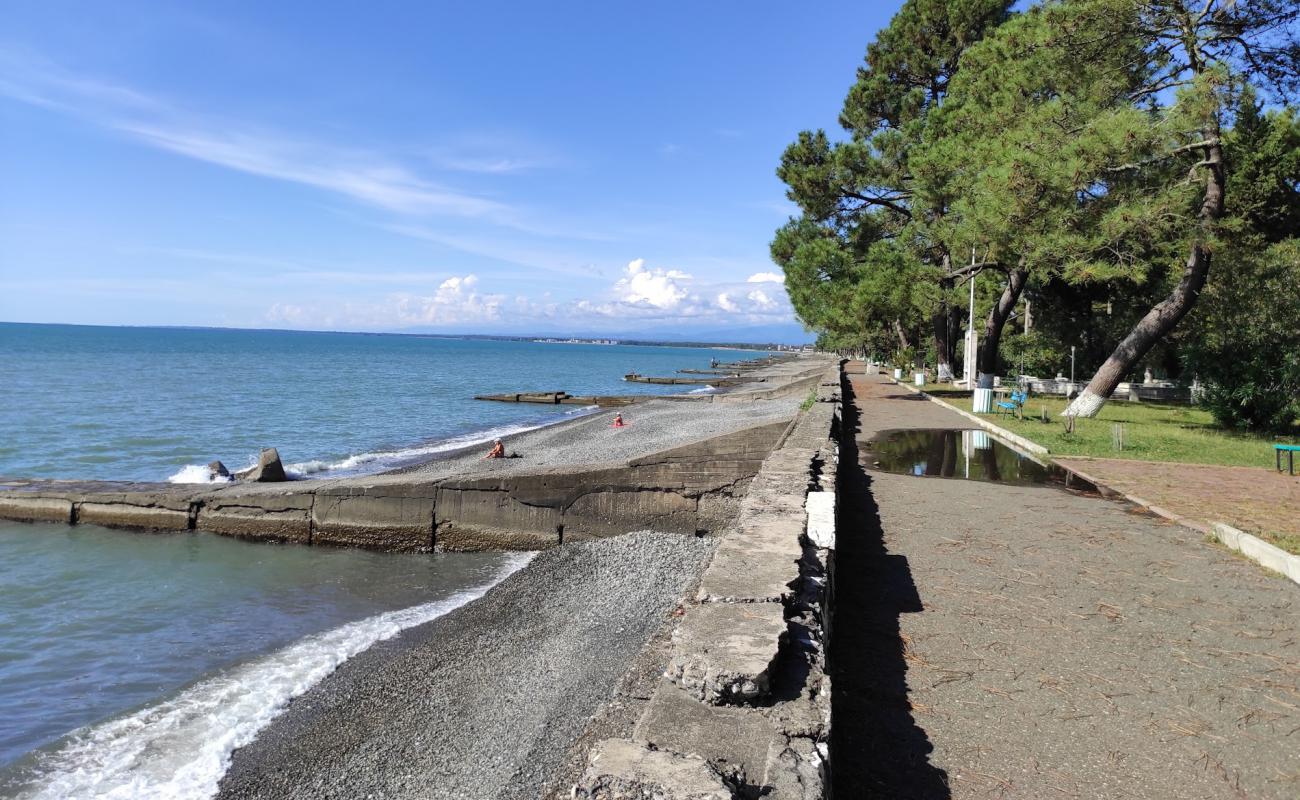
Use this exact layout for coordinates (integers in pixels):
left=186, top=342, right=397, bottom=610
left=865, top=428, right=1097, bottom=491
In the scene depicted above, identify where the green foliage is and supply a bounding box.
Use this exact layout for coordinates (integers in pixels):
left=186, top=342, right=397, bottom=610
left=800, top=389, right=818, bottom=412
left=1184, top=239, right=1300, bottom=433
left=1000, top=331, right=1068, bottom=379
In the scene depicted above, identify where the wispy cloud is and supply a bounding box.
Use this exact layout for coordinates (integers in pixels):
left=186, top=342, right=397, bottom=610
left=0, top=48, right=542, bottom=226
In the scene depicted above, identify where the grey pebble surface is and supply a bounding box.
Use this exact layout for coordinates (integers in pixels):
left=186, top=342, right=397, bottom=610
left=215, top=531, right=718, bottom=800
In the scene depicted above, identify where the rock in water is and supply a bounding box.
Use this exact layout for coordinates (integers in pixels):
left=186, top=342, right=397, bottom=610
left=237, top=448, right=287, bottom=482
left=207, top=460, right=232, bottom=481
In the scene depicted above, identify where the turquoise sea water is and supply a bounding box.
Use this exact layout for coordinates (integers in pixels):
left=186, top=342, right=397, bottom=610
left=0, top=322, right=752, bottom=482
left=0, top=323, right=760, bottom=795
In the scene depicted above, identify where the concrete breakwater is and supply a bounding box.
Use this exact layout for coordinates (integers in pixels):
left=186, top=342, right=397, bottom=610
left=0, top=418, right=788, bottom=552
left=0, top=358, right=831, bottom=553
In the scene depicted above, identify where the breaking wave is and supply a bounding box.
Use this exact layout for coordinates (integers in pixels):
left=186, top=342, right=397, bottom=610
left=5, top=553, right=533, bottom=800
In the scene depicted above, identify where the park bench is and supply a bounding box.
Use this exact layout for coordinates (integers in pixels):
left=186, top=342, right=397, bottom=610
left=1275, top=443, right=1300, bottom=475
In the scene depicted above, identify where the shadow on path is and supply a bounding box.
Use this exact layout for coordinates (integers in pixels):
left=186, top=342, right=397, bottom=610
left=830, top=372, right=950, bottom=799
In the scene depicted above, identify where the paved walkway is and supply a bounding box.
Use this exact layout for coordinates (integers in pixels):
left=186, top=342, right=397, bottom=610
left=831, top=364, right=1299, bottom=799
left=1055, top=457, right=1300, bottom=541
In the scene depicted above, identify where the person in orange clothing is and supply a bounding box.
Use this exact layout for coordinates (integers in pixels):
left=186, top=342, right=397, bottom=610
left=611, top=413, right=625, bottom=428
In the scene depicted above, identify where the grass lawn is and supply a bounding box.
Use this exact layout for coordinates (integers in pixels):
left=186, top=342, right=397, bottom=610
left=922, top=386, right=1300, bottom=469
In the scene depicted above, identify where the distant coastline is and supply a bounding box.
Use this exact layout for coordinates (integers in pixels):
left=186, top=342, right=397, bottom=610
left=0, top=320, right=812, bottom=351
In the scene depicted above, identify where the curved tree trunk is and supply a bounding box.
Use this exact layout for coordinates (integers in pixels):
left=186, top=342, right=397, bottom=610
left=1063, top=139, right=1225, bottom=417
left=892, top=318, right=910, bottom=352
left=977, top=264, right=1028, bottom=377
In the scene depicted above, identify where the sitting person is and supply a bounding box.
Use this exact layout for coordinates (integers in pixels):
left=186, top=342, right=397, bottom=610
left=483, top=439, right=506, bottom=459
left=611, top=413, right=625, bottom=428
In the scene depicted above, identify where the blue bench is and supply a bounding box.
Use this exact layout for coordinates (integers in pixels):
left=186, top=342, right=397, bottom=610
left=1276, top=444, right=1300, bottom=475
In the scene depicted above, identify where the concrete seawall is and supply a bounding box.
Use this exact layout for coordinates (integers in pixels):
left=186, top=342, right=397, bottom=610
left=0, top=418, right=790, bottom=552
left=573, top=363, right=842, bottom=799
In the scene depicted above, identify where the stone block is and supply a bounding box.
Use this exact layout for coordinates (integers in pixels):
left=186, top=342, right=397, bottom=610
left=197, top=491, right=313, bottom=543
left=312, top=488, right=435, bottom=551
left=696, top=518, right=803, bottom=604
left=435, top=486, right=561, bottom=542
left=804, top=492, right=835, bottom=549
left=0, top=496, right=73, bottom=524
left=634, top=680, right=780, bottom=782
left=574, top=739, right=740, bottom=800
left=78, top=501, right=191, bottom=531
left=666, top=602, right=786, bottom=705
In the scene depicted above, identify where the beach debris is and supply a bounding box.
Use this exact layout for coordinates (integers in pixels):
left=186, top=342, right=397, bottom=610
left=207, top=460, right=231, bottom=481
left=235, top=448, right=287, bottom=482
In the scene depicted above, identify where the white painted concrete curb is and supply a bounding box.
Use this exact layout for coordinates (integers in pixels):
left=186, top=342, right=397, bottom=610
left=1211, top=522, right=1300, bottom=586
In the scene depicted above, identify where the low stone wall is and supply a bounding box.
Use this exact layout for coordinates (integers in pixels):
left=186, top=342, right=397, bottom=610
left=573, top=365, right=842, bottom=799
left=0, top=419, right=789, bottom=553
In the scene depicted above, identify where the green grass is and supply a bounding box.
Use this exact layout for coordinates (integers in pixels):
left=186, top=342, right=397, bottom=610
left=1258, top=531, right=1300, bottom=556
left=924, top=389, right=1300, bottom=468
left=800, top=388, right=817, bottom=411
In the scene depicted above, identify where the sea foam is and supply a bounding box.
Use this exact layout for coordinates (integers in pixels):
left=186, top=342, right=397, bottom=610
left=8, top=553, right=533, bottom=800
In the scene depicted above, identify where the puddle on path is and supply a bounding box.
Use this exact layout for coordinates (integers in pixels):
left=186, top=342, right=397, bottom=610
left=864, top=428, right=1098, bottom=492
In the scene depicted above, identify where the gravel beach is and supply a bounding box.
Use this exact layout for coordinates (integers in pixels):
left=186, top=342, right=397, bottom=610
left=215, top=531, right=718, bottom=800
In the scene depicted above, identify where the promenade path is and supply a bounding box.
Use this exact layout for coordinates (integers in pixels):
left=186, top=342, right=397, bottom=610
left=833, top=364, right=1299, bottom=799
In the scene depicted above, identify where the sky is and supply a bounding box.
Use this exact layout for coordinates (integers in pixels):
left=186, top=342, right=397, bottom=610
left=0, top=1, right=904, bottom=342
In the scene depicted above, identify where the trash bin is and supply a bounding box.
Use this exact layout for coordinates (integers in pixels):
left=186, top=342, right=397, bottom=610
left=973, top=388, right=993, bottom=413
left=914, top=372, right=926, bottom=386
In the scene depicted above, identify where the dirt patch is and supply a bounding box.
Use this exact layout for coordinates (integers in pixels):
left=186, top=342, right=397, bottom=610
left=1058, top=457, right=1300, bottom=542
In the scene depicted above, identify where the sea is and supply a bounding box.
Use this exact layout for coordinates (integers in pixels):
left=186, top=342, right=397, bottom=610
left=0, top=322, right=761, bottom=797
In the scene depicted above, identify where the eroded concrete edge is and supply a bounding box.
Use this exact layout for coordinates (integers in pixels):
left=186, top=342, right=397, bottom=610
left=574, top=364, right=842, bottom=800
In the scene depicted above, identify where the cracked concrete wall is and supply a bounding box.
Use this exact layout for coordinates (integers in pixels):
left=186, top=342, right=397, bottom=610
left=573, top=363, right=843, bottom=800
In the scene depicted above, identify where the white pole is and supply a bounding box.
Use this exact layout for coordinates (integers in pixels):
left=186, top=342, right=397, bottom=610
left=967, top=248, right=977, bottom=386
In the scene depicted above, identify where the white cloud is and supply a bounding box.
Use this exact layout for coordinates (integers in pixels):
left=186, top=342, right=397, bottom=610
left=747, top=271, right=783, bottom=283
left=613, top=258, right=690, bottom=310
left=746, top=288, right=777, bottom=310
left=716, top=292, right=738, bottom=312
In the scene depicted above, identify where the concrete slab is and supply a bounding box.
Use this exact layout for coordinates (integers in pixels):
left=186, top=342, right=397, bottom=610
left=196, top=491, right=314, bottom=543
left=634, top=679, right=780, bottom=783
left=696, top=518, right=803, bottom=603
left=0, top=496, right=73, bottom=523
left=804, top=492, right=835, bottom=549
left=573, top=739, right=740, bottom=800
left=666, top=602, right=786, bottom=705
left=311, top=484, right=435, bottom=551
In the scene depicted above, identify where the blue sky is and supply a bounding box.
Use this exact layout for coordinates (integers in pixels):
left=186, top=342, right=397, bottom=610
left=0, top=1, right=902, bottom=341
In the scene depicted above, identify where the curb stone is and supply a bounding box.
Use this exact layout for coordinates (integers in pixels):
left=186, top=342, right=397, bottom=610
left=1210, top=522, right=1300, bottom=586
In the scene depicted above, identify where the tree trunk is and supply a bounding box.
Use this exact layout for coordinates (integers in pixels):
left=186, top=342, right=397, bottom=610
left=931, top=302, right=955, bottom=381
left=892, top=318, right=910, bottom=352
left=978, top=265, right=1028, bottom=377
left=1063, top=139, right=1225, bottom=417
